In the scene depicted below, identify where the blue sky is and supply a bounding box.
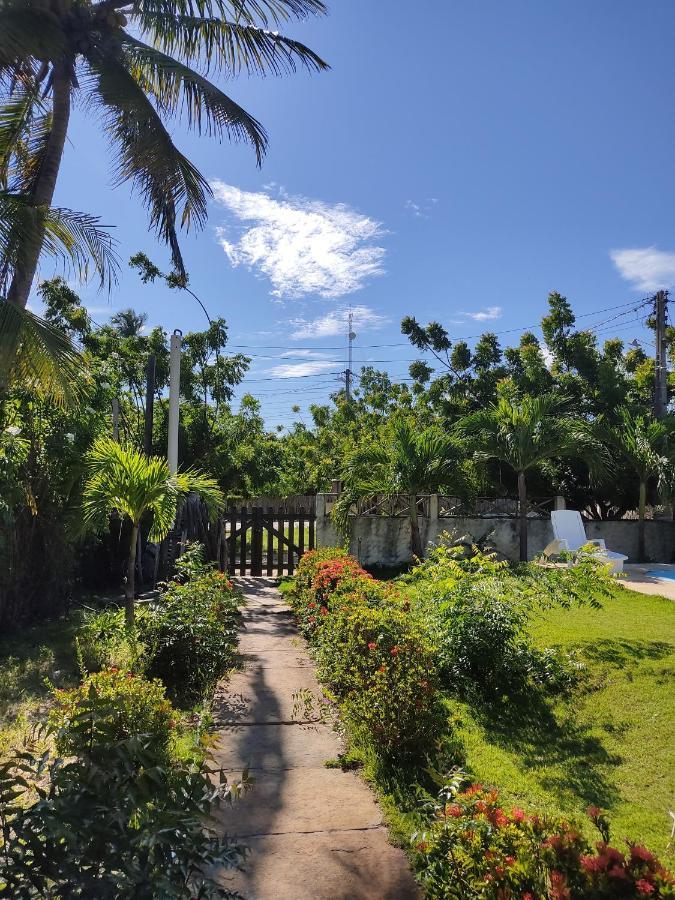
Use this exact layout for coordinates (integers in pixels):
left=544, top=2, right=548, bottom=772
left=40, top=0, right=675, bottom=427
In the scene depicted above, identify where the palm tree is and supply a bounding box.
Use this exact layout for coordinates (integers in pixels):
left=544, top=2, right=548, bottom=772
left=458, top=395, right=599, bottom=562
left=0, top=0, right=328, bottom=310
left=598, top=408, right=671, bottom=562
left=335, top=419, right=469, bottom=559
left=82, top=437, right=224, bottom=625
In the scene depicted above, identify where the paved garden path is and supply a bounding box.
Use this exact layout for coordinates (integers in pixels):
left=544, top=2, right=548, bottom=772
left=211, top=577, right=419, bottom=900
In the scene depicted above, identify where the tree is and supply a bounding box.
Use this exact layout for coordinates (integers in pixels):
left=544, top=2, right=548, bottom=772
left=335, top=419, right=469, bottom=559
left=458, top=395, right=598, bottom=561
left=598, top=408, right=671, bottom=562
left=1, top=0, right=328, bottom=309
left=82, top=437, right=223, bottom=625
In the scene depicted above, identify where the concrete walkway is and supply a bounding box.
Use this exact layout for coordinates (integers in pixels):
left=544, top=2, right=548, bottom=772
left=210, top=578, right=419, bottom=900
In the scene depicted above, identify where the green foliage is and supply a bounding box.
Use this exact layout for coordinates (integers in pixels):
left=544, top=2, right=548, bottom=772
left=75, top=606, right=147, bottom=675
left=49, top=668, right=175, bottom=760
left=289, top=549, right=444, bottom=760
left=140, top=569, right=240, bottom=707
left=414, top=776, right=675, bottom=899
left=0, top=733, right=247, bottom=898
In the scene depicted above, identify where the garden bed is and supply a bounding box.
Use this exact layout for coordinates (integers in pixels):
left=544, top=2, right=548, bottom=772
left=284, top=543, right=675, bottom=898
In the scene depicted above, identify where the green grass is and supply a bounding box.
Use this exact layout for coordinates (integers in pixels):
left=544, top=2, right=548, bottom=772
left=0, top=615, right=81, bottom=756
left=449, top=586, right=675, bottom=858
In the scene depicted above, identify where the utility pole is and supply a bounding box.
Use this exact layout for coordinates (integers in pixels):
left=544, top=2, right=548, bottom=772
left=112, top=397, right=120, bottom=441
left=144, top=353, right=156, bottom=456
left=654, top=290, right=669, bottom=419
left=345, top=309, right=356, bottom=402
left=167, top=330, right=182, bottom=473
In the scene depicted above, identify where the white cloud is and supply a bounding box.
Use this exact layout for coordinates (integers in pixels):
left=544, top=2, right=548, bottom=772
left=289, top=304, right=388, bottom=340
left=404, top=198, right=439, bottom=219
left=268, top=360, right=338, bottom=378
left=464, top=306, right=503, bottom=322
left=610, top=247, right=675, bottom=291
left=212, top=181, right=386, bottom=299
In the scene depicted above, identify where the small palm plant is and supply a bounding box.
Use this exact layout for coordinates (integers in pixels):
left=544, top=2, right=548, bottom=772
left=335, top=419, right=469, bottom=559
left=458, top=394, right=600, bottom=561
left=598, top=408, right=672, bottom=562
left=82, top=437, right=224, bottom=625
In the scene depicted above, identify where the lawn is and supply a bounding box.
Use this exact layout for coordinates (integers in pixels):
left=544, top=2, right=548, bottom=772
left=449, top=584, right=675, bottom=859
left=0, top=614, right=81, bottom=756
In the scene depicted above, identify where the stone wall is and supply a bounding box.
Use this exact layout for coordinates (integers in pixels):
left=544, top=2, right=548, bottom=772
left=315, top=495, right=675, bottom=565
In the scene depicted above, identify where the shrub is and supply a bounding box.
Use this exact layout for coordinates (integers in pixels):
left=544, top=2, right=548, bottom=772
left=426, top=578, right=577, bottom=697
left=318, top=602, right=443, bottom=757
left=291, top=549, right=444, bottom=759
left=75, top=606, right=147, bottom=674
left=0, top=733, right=248, bottom=898
left=414, top=776, right=675, bottom=899
left=140, top=570, right=240, bottom=706
left=49, top=668, right=175, bottom=759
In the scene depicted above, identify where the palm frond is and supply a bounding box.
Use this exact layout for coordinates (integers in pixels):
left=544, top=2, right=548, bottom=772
left=0, top=300, right=84, bottom=404
left=120, top=35, right=268, bottom=162
left=83, top=51, right=212, bottom=277
left=0, top=192, right=119, bottom=292
left=83, top=438, right=223, bottom=540
left=137, top=13, right=328, bottom=77
left=0, top=3, right=64, bottom=79
left=134, top=0, right=326, bottom=28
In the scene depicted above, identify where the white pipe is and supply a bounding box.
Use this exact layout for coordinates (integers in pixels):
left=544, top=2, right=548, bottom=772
left=168, top=330, right=182, bottom=474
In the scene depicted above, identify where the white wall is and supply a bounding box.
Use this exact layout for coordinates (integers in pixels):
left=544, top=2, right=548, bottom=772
left=315, top=496, right=675, bottom=565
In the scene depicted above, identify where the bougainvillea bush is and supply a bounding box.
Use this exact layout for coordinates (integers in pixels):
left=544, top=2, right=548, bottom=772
left=288, top=548, right=444, bottom=759
left=413, top=775, right=675, bottom=899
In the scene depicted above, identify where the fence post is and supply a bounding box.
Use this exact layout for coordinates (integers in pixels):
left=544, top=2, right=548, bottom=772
left=554, top=496, right=566, bottom=511
left=315, top=494, right=327, bottom=547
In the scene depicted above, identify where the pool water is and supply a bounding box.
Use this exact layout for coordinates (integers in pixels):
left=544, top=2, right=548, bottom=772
left=646, top=569, right=675, bottom=581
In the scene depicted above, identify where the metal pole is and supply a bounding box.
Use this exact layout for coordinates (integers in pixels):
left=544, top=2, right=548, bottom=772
left=112, top=397, right=120, bottom=441
left=168, top=330, right=182, bottom=473
left=346, top=309, right=355, bottom=402
left=144, top=353, right=156, bottom=456
left=654, top=290, right=668, bottom=419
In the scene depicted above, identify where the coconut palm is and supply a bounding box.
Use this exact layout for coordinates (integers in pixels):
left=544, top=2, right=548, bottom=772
left=598, top=408, right=671, bottom=562
left=82, top=437, right=224, bottom=625
left=457, top=395, right=600, bottom=561
left=0, top=0, right=328, bottom=309
left=335, top=419, right=469, bottom=559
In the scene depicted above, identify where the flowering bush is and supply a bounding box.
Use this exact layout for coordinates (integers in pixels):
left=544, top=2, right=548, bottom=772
left=318, top=602, right=443, bottom=757
left=290, top=548, right=443, bottom=759
left=140, top=569, right=240, bottom=706
left=414, top=776, right=675, bottom=899
left=50, top=668, right=175, bottom=759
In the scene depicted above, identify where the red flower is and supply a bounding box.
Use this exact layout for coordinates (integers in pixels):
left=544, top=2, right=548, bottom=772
left=636, top=880, right=655, bottom=895
left=522, top=894, right=534, bottom=900
left=307, top=602, right=316, bottom=609
left=463, top=783, right=483, bottom=796
left=367, top=642, right=377, bottom=650
left=504, top=856, right=516, bottom=867
left=377, top=664, right=386, bottom=673
left=549, top=870, right=571, bottom=900
left=446, top=804, right=462, bottom=818
left=511, top=807, right=526, bottom=823
left=630, top=845, right=656, bottom=865
left=390, top=645, right=400, bottom=656
left=586, top=805, right=601, bottom=819
left=319, top=606, right=328, bottom=616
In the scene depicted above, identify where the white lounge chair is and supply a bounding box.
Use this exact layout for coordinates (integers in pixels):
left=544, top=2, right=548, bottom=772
left=543, top=510, right=628, bottom=573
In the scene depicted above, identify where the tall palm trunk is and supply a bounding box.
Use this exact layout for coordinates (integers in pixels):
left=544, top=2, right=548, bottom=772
left=409, top=493, right=423, bottom=560
left=7, top=66, right=71, bottom=309
left=637, top=479, right=647, bottom=563
left=125, top=522, right=139, bottom=627
left=517, top=470, right=528, bottom=562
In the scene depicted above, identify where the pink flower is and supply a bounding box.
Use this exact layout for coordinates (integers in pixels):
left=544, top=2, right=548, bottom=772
left=511, top=807, right=526, bottom=823
left=367, top=642, right=377, bottom=650
left=635, top=880, right=655, bottom=895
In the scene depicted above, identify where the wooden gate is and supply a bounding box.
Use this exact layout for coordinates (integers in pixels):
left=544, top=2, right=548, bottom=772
left=222, top=505, right=316, bottom=576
